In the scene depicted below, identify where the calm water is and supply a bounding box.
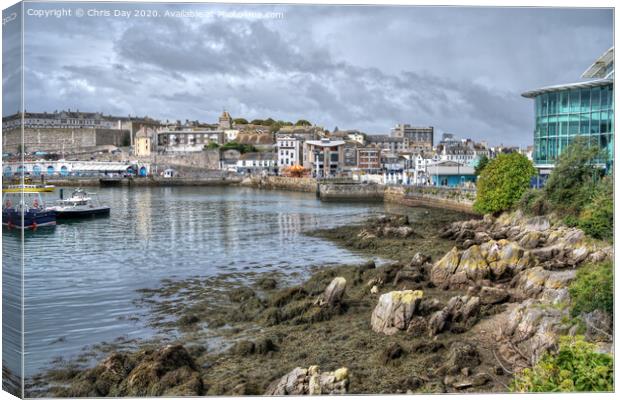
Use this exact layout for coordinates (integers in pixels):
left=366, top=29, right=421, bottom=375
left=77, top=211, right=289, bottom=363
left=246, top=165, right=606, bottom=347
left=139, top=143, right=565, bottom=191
left=3, top=186, right=392, bottom=377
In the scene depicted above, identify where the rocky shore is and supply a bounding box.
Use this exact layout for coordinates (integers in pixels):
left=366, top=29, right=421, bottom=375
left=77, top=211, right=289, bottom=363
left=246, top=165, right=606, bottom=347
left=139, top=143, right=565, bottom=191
left=28, top=210, right=613, bottom=396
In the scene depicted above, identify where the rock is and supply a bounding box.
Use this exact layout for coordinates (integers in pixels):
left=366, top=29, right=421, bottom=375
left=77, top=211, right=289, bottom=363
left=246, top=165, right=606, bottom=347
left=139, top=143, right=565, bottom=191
left=471, top=373, right=490, bottom=386
left=370, top=285, right=379, bottom=295
left=478, top=286, right=509, bottom=305
left=512, top=267, right=576, bottom=301
left=121, top=344, right=203, bottom=396
left=430, top=247, right=461, bottom=286
left=410, top=252, right=431, bottom=267
left=317, top=277, right=346, bottom=307
left=583, top=310, right=612, bottom=342
left=428, top=295, right=481, bottom=335
left=453, top=245, right=489, bottom=284
left=499, top=299, right=571, bottom=369
left=381, top=343, right=405, bottom=365
left=518, top=231, right=543, bottom=249
left=439, top=342, right=480, bottom=376
left=371, top=290, right=424, bottom=335
left=406, top=316, right=428, bottom=336
left=257, top=277, right=278, bottom=290
left=264, top=366, right=349, bottom=395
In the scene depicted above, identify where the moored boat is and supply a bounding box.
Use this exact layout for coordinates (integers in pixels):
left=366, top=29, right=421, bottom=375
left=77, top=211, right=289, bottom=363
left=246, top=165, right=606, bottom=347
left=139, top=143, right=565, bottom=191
left=2, top=192, right=56, bottom=229
left=47, top=188, right=110, bottom=219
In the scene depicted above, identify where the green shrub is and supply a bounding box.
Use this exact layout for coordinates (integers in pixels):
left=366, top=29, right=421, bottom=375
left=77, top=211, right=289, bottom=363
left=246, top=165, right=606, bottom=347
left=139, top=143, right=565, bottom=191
left=544, top=137, right=605, bottom=215
left=518, top=188, right=549, bottom=216
left=511, top=336, right=613, bottom=392
left=578, top=176, right=613, bottom=241
left=568, top=261, right=613, bottom=318
left=473, top=153, right=536, bottom=214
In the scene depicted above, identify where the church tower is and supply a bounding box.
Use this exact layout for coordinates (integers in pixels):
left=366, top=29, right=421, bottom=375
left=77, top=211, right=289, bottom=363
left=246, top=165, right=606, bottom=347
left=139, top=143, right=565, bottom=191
left=218, top=110, right=232, bottom=130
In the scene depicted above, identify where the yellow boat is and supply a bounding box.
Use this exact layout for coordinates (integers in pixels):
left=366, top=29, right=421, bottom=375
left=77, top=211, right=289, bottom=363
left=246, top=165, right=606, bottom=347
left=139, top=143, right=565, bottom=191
left=2, top=184, right=56, bottom=193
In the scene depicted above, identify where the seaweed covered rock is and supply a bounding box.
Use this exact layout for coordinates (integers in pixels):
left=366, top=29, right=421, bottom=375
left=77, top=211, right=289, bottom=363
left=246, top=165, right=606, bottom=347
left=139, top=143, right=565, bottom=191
left=371, top=290, right=424, bottom=335
left=264, top=366, right=349, bottom=395
left=58, top=344, right=204, bottom=397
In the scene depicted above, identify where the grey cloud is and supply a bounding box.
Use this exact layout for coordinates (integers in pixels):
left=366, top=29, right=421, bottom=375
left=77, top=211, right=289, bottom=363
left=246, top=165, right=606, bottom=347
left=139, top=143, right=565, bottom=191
left=14, top=4, right=613, bottom=147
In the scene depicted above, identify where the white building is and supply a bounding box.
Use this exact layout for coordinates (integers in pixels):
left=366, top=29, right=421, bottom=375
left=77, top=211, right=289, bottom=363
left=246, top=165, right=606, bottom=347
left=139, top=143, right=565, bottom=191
left=236, top=152, right=277, bottom=174
left=224, top=129, right=239, bottom=142
left=276, top=136, right=303, bottom=169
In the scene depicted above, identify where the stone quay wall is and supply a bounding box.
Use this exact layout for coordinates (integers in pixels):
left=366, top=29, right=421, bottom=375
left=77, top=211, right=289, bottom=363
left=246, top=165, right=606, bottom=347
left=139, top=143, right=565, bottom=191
left=384, top=186, right=475, bottom=213
left=318, top=182, right=384, bottom=202
left=241, top=176, right=318, bottom=192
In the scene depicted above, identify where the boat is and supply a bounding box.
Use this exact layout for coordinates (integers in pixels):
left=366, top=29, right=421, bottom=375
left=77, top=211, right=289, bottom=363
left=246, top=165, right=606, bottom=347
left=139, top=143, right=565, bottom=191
left=46, top=188, right=110, bottom=219
left=2, top=177, right=55, bottom=192
left=2, top=191, right=57, bottom=229
left=3, top=184, right=56, bottom=193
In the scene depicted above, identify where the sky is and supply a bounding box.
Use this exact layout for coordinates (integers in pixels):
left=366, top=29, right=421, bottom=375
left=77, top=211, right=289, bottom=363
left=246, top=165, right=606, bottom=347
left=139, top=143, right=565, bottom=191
left=3, top=2, right=614, bottom=146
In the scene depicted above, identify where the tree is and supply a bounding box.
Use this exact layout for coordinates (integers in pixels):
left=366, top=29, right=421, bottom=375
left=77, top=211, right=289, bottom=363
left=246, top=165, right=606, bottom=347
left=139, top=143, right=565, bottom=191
left=250, top=119, right=265, bottom=125
left=474, top=155, right=489, bottom=176
left=295, top=119, right=312, bottom=126
left=544, top=137, right=605, bottom=215
left=473, top=152, right=536, bottom=214
left=233, top=118, right=248, bottom=125
left=205, top=142, right=220, bottom=150
left=220, top=141, right=256, bottom=154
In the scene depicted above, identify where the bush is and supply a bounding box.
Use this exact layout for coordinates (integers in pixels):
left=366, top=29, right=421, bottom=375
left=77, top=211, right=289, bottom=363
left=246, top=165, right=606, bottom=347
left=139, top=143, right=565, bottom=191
left=511, top=336, right=613, bottom=392
left=518, top=188, right=549, bottom=216
left=473, top=153, right=536, bottom=214
left=578, top=176, right=613, bottom=241
left=544, top=137, right=604, bottom=215
left=568, top=261, right=613, bottom=318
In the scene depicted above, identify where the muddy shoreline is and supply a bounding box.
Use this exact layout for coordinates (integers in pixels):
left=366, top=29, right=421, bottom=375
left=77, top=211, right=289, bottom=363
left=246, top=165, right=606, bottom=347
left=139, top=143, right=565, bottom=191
left=27, top=210, right=504, bottom=396
left=26, top=210, right=611, bottom=396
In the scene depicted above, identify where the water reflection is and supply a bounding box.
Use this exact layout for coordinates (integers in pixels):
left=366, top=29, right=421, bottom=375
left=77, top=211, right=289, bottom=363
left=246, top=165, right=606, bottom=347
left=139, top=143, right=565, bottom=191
left=11, top=186, right=385, bottom=376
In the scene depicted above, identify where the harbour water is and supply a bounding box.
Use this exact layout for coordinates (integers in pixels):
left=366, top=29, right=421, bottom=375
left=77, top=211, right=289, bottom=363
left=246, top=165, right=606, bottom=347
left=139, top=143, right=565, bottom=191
left=3, top=186, right=392, bottom=377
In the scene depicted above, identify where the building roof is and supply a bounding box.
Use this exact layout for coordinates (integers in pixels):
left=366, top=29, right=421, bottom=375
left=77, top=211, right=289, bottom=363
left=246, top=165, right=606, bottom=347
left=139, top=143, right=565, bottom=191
left=306, top=139, right=345, bottom=147
left=521, top=78, right=613, bottom=98
left=582, top=47, right=614, bottom=79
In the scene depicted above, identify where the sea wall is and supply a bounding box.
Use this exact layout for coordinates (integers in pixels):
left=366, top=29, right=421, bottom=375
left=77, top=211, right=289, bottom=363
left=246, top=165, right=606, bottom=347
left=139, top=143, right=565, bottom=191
left=384, top=186, right=475, bottom=213
left=318, top=182, right=383, bottom=202
left=241, top=176, right=318, bottom=192
left=316, top=183, right=475, bottom=212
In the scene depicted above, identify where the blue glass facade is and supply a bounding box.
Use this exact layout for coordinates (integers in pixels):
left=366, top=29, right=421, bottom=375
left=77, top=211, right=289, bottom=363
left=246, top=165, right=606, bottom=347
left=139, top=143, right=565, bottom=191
left=532, top=83, right=614, bottom=166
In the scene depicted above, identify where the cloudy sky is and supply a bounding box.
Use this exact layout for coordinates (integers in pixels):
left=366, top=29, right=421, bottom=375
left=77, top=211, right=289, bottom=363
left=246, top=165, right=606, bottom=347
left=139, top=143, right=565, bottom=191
left=3, top=2, right=614, bottom=146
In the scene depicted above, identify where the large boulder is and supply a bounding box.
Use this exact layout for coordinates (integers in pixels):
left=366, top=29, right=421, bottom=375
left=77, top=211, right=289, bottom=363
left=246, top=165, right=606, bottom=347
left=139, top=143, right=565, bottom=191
left=371, top=290, right=424, bottom=335
left=498, top=299, right=571, bottom=370
left=265, top=366, right=349, bottom=395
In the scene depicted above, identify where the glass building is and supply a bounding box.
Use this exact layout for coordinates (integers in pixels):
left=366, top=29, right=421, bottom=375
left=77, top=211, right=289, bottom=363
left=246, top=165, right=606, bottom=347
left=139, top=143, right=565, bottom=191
left=522, top=47, right=614, bottom=173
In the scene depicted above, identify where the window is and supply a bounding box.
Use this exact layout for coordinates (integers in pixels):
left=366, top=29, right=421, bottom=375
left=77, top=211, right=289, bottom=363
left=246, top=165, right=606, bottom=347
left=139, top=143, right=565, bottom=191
left=591, top=87, right=601, bottom=111
left=559, top=91, right=569, bottom=113
left=580, top=88, right=590, bottom=113
left=569, top=114, right=579, bottom=135
left=569, top=89, right=580, bottom=112
left=591, top=112, right=601, bottom=134
left=579, top=114, right=589, bottom=135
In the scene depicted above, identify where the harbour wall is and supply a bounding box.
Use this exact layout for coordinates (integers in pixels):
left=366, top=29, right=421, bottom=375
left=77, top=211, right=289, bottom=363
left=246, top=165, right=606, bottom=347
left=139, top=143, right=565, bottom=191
left=317, top=182, right=475, bottom=213
left=46, top=175, right=241, bottom=187
left=240, top=176, right=318, bottom=192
